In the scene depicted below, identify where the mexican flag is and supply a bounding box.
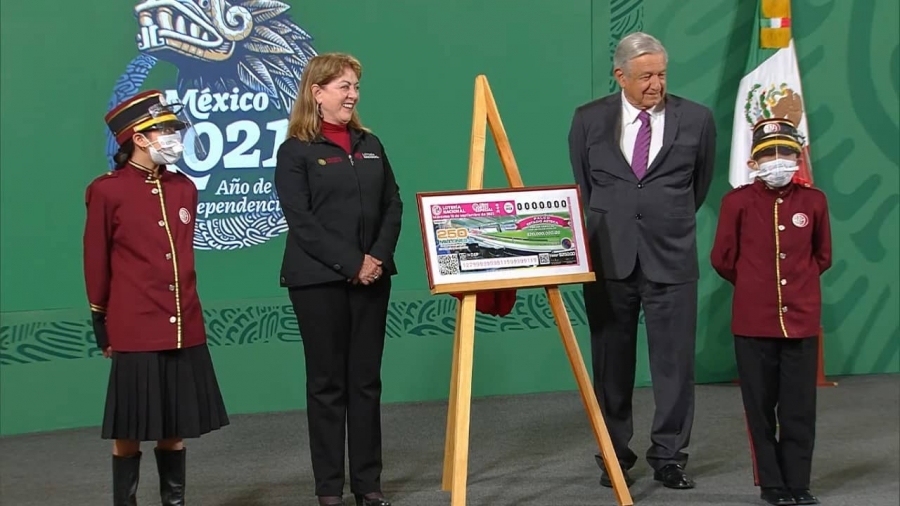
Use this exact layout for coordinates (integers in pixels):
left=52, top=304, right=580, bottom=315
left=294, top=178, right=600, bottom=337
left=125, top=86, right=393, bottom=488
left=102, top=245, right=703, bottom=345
left=728, top=0, right=813, bottom=188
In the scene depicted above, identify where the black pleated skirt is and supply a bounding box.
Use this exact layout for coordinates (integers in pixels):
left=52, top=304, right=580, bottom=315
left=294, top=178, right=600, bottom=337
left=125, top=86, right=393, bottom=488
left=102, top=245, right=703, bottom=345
left=101, top=343, right=229, bottom=441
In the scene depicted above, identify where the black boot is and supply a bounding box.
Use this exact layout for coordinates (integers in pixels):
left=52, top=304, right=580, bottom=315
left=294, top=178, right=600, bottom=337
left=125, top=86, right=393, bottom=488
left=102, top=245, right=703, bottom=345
left=154, top=448, right=186, bottom=505
left=112, top=452, right=141, bottom=506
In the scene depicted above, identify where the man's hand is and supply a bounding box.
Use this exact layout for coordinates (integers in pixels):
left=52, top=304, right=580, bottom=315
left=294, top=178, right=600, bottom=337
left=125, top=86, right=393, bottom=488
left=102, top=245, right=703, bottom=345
left=102, top=346, right=112, bottom=359
left=356, top=255, right=383, bottom=285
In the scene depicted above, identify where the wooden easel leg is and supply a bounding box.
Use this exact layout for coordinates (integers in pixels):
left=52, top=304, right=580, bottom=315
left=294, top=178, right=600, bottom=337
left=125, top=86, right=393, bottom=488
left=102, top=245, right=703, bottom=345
left=442, top=75, right=484, bottom=504
left=546, top=287, right=634, bottom=506
left=449, top=294, right=477, bottom=506
left=442, top=300, right=464, bottom=490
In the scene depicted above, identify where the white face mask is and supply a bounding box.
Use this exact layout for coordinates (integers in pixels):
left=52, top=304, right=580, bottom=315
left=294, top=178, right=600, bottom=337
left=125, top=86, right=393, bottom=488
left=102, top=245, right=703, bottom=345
left=145, top=133, right=184, bottom=165
left=754, top=159, right=798, bottom=188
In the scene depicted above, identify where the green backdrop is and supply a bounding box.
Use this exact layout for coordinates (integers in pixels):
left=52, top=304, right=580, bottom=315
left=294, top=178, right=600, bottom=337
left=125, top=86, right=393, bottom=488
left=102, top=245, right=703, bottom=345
left=1, top=0, right=897, bottom=436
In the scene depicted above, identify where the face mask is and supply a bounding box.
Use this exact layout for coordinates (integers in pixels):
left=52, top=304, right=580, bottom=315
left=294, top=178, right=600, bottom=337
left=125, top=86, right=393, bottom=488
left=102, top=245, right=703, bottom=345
left=145, top=133, right=184, bottom=165
left=754, top=159, right=798, bottom=188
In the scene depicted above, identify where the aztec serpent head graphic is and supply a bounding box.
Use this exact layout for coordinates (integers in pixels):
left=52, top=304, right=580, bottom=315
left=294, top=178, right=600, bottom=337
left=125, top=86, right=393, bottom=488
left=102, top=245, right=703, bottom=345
left=133, top=0, right=315, bottom=108
left=106, top=0, right=318, bottom=250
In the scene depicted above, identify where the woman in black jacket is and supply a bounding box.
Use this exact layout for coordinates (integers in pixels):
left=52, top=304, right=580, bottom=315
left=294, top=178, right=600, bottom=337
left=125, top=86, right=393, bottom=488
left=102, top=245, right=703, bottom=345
left=274, top=52, right=402, bottom=506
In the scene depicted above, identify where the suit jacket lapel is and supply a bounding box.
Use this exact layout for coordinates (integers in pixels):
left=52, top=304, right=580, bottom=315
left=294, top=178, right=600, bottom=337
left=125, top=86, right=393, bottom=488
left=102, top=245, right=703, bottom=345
left=605, top=95, right=637, bottom=180
left=612, top=95, right=623, bottom=145
left=646, top=98, right=680, bottom=175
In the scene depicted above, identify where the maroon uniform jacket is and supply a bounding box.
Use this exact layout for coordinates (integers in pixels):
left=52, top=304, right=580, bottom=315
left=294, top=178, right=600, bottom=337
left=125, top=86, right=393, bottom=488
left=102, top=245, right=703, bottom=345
left=83, top=163, right=206, bottom=352
left=710, top=180, right=832, bottom=338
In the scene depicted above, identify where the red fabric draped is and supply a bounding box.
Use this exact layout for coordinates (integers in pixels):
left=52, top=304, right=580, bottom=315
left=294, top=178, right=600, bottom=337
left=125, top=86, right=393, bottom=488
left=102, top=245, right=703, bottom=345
left=450, top=290, right=518, bottom=317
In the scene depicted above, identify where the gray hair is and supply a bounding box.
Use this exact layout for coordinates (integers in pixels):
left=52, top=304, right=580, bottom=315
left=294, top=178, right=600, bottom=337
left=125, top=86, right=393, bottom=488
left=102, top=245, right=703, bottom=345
left=613, top=32, right=668, bottom=73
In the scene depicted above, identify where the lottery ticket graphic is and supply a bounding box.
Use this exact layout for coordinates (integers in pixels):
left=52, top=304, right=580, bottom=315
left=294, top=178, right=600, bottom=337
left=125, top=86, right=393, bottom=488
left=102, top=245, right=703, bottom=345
left=428, top=196, right=579, bottom=276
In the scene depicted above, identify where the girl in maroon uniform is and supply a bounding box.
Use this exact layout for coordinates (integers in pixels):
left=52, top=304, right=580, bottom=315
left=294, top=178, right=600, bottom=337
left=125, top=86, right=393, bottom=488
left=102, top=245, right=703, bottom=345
left=85, top=91, right=229, bottom=505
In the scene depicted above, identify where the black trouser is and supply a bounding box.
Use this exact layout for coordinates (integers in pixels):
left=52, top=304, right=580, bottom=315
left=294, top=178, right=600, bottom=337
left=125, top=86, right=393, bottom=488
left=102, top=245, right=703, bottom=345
left=734, top=335, right=818, bottom=489
left=288, top=278, right=392, bottom=497
left=583, top=261, right=697, bottom=471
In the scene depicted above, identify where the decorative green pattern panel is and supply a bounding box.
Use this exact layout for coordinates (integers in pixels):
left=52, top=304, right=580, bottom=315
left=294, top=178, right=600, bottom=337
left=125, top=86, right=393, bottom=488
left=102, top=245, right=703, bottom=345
left=1, top=289, right=602, bottom=367
left=1, top=0, right=896, bottom=438
left=608, top=0, right=644, bottom=92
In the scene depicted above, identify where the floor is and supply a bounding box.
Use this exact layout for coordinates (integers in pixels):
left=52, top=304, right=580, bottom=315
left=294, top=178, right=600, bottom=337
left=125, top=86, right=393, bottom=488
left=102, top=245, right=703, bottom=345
left=1, top=374, right=897, bottom=505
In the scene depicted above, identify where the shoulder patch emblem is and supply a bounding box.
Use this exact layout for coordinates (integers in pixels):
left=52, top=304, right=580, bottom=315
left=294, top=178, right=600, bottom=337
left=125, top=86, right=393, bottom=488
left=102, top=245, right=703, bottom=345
left=792, top=212, right=809, bottom=228
left=179, top=207, right=192, bottom=225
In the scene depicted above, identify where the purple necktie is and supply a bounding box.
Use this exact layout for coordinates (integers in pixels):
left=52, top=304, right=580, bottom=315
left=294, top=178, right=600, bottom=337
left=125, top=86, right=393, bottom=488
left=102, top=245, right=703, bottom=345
left=631, top=110, right=651, bottom=179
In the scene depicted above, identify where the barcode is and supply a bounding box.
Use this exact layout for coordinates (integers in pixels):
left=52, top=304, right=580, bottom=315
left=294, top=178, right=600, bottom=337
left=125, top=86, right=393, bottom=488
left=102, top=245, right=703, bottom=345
left=538, top=253, right=550, bottom=265
left=438, top=254, right=460, bottom=275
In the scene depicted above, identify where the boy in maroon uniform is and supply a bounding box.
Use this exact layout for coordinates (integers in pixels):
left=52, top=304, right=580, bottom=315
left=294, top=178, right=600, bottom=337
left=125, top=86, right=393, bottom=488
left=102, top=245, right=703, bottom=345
left=711, top=117, right=831, bottom=506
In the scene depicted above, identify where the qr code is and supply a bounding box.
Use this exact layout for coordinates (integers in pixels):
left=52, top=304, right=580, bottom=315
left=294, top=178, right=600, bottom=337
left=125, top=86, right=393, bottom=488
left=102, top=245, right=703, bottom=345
left=438, top=254, right=460, bottom=275
left=539, top=253, right=550, bottom=265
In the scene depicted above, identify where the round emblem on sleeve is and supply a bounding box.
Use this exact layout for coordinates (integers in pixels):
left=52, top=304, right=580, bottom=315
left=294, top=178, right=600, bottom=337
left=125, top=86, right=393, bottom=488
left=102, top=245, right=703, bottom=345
left=792, top=212, right=809, bottom=228
left=179, top=207, right=192, bottom=224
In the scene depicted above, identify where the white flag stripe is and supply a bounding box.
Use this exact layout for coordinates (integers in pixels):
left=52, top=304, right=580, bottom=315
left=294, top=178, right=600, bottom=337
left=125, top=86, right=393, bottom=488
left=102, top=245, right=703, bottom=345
left=728, top=39, right=812, bottom=188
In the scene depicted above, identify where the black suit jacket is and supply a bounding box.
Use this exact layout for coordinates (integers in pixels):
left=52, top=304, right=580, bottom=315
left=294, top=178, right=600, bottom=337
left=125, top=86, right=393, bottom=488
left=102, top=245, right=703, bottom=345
left=568, top=93, right=716, bottom=284
left=274, top=129, right=403, bottom=288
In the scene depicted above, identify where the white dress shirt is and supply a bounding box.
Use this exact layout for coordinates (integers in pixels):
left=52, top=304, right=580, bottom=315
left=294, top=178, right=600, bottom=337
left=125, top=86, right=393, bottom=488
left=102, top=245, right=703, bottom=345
left=620, top=91, right=665, bottom=168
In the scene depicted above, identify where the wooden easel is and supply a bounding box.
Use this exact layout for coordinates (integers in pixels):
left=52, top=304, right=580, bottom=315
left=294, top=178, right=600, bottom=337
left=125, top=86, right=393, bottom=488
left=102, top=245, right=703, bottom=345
left=436, top=75, right=634, bottom=506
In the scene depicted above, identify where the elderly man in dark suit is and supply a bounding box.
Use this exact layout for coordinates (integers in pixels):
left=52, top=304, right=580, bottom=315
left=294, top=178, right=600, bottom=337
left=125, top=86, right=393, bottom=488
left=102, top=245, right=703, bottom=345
left=568, top=31, right=717, bottom=490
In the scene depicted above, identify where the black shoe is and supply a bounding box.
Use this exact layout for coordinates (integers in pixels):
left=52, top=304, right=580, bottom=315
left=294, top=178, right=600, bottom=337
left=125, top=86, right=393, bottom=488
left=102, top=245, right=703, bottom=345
left=790, top=489, right=820, bottom=505
left=653, top=463, right=695, bottom=489
left=594, top=455, right=634, bottom=488
left=112, top=452, right=141, bottom=506
left=355, top=493, right=391, bottom=506
left=154, top=448, right=186, bottom=506
left=317, top=497, right=343, bottom=506
left=760, top=487, right=797, bottom=505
